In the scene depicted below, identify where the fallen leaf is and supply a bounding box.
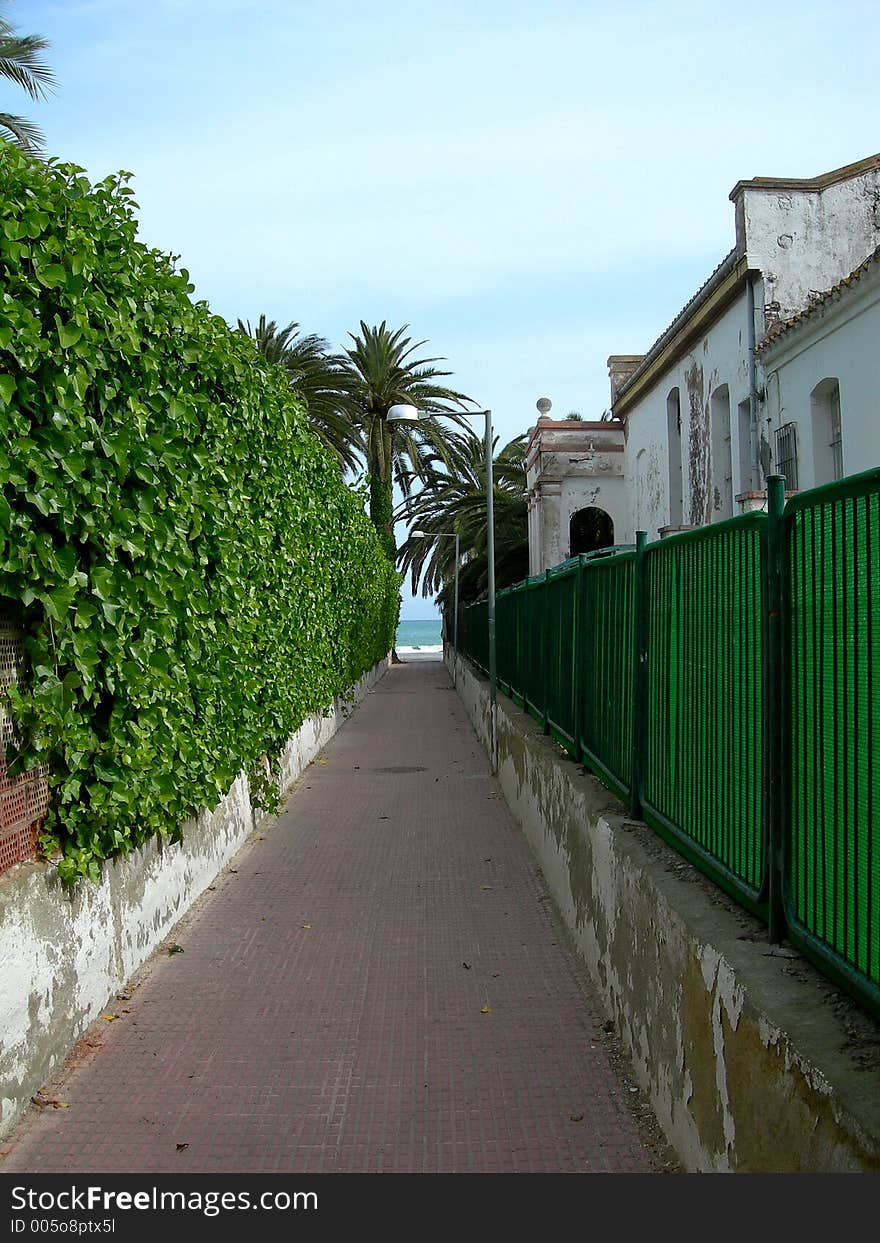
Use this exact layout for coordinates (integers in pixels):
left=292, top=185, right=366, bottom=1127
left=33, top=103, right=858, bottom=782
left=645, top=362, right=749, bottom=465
left=570, top=1113, right=585, bottom=1123
left=167, top=944, right=184, bottom=955
left=101, top=1013, right=117, bottom=1021
left=302, top=923, right=312, bottom=930
left=462, top=962, right=471, bottom=970
left=176, top=1143, right=189, bottom=1153
left=480, top=885, right=492, bottom=891
left=481, top=1005, right=492, bottom=1015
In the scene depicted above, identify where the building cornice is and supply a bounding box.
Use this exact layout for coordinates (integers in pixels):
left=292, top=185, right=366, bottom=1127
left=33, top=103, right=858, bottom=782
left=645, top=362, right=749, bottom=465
left=525, top=419, right=623, bottom=461
left=729, top=152, right=880, bottom=202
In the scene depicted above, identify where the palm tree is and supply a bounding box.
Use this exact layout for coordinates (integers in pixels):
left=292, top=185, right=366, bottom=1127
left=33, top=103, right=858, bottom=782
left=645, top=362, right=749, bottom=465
left=0, top=3, right=55, bottom=155
left=237, top=315, right=362, bottom=474
left=333, top=321, right=473, bottom=560
left=397, top=431, right=529, bottom=617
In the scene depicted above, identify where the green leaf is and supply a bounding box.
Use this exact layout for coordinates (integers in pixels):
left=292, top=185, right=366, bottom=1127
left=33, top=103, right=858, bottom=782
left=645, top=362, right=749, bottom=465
left=0, top=375, right=16, bottom=404
left=37, top=264, right=67, bottom=288
left=57, top=322, right=83, bottom=349
left=91, top=567, right=115, bottom=600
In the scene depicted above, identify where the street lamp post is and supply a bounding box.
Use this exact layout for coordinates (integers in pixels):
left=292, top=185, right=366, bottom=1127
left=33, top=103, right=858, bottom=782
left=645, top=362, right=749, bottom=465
left=388, top=404, right=497, bottom=772
left=411, top=529, right=460, bottom=685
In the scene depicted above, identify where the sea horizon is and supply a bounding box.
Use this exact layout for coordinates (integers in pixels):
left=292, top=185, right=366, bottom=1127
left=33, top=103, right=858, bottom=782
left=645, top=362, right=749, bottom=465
left=396, top=617, right=443, bottom=653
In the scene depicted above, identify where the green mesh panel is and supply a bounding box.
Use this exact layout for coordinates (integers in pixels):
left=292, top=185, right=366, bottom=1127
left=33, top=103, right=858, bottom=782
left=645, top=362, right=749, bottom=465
left=578, top=552, right=635, bottom=792
left=787, top=475, right=880, bottom=991
left=545, top=563, right=578, bottom=753
left=642, top=517, right=765, bottom=894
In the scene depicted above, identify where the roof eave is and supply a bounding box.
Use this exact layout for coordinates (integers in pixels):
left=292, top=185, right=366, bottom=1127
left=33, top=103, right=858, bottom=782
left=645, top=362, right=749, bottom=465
left=612, top=253, right=750, bottom=419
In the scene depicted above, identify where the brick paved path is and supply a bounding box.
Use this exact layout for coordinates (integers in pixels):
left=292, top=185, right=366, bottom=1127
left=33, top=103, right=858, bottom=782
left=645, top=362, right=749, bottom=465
left=1, top=661, right=663, bottom=1174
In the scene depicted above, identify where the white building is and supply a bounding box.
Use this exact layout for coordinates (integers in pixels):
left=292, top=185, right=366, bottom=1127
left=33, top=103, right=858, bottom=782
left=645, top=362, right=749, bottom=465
left=526, top=153, right=880, bottom=570
left=525, top=416, right=626, bottom=575
left=755, top=245, right=880, bottom=491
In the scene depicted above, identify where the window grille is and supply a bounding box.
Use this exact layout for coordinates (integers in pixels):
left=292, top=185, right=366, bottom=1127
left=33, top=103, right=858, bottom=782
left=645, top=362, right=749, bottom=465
left=775, top=421, right=799, bottom=491
left=829, top=386, right=843, bottom=480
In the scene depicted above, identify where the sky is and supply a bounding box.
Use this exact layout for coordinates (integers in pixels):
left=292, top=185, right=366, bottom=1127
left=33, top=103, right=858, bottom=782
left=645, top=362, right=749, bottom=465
left=12, top=0, right=880, bottom=618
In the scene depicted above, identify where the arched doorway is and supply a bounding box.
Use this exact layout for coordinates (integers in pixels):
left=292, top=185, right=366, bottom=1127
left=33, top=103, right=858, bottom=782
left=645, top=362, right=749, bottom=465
left=569, top=506, right=614, bottom=557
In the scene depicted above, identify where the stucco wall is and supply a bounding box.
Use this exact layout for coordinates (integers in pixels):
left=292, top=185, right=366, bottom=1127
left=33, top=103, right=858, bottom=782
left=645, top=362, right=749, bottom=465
left=738, top=171, right=880, bottom=321
left=760, top=266, right=880, bottom=488
left=449, top=649, right=880, bottom=1172
left=0, top=656, right=390, bottom=1141
left=620, top=294, right=753, bottom=543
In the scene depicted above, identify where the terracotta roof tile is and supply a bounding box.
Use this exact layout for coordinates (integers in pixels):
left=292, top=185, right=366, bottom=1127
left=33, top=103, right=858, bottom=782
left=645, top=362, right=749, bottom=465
left=756, top=245, right=880, bottom=353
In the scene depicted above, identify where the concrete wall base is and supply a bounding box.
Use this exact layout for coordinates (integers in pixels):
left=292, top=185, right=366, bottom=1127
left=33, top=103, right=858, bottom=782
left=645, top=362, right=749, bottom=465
left=0, top=656, right=390, bottom=1141
left=448, top=649, right=880, bottom=1172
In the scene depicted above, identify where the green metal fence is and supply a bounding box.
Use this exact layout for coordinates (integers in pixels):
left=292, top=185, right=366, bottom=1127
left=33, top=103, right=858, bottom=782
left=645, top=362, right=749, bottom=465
left=783, top=469, right=880, bottom=1003
left=545, top=560, right=579, bottom=754
left=491, top=552, right=636, bottom=790
left=640, top=515, right=765, bottom=908
left=458, top=467, right=880, bottom=1018
left=577, top=549, right=636, bottom=797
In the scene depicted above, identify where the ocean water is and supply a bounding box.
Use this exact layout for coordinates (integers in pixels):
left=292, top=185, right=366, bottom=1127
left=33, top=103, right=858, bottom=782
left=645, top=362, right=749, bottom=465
left=396, top=618, right=442, bottom=652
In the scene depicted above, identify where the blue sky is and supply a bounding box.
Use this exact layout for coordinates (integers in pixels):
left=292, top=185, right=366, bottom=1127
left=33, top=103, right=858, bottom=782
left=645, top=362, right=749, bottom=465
left=13, top=0, right=880, bottom=617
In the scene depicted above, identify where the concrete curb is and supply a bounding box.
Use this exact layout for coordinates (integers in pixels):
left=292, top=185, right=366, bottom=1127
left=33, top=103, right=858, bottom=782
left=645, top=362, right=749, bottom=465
left=449, top=648, right=880, bottom=1172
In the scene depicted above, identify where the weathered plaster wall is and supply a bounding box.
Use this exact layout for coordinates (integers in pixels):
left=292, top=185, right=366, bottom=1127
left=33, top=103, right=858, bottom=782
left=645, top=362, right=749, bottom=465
left=620, top=295, right=752, bottom=541
left=737, top=171, right=880, bottom=324
left=525, top=422, right=628, bottom=571
left=760, top=264, right=880, bottom=488
left=0, top=656, right=390, bottom=1141
left=449, top=649, right=880, bottom=1172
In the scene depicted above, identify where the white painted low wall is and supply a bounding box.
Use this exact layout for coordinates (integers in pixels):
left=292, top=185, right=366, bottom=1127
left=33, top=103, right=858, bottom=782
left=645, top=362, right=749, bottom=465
left=0, top=656, right=389, bottom=1140
left=448, top=648, right=880, bottom=1173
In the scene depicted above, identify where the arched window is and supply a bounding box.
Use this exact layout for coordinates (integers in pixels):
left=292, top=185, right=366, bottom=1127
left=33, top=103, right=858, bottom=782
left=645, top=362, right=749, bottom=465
left=710, top=385, right=733, bottom=519
left=667, top=388, right=683, bottom=524
left=569, top=507, right=614, bottom=557
left=811, top=379, right=843, bottom=484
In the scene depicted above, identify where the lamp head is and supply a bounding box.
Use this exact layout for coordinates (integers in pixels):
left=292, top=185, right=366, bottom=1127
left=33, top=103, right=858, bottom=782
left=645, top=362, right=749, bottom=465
left=386, top=403, right=420, bottom=424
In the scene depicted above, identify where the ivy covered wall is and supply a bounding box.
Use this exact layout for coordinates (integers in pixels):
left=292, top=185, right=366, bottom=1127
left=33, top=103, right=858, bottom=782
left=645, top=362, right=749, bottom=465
left=0, top=146, right=398, bottom=882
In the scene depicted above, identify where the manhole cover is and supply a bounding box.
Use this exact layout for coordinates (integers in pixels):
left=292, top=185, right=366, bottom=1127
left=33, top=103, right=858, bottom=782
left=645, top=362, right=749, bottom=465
left=371, top=766, right=428, bottom=774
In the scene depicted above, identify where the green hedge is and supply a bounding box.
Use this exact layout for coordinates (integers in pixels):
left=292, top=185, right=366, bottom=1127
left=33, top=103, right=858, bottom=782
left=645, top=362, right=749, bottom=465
left=0, top=145, right=398, bottom=882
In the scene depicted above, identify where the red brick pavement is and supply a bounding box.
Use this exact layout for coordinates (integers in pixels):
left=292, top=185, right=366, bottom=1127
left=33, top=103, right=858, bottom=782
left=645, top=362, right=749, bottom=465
left=1, top=662, right=665, bottom=1174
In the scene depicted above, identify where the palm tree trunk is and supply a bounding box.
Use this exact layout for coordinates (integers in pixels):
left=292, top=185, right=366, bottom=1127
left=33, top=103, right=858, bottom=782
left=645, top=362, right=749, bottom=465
left=368, top=421, right=396, bottom=562
left=368, top=420, right=401, bottom=660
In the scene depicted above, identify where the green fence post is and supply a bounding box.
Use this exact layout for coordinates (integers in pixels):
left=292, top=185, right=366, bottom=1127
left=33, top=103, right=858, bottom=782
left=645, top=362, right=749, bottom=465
left=630, top=531, right=648, bottom=818
left=765, top=475, right=787, bottom=944
left=542, top=569, right=550, bottom=734
left=573, top=555, right=585, bottom=764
